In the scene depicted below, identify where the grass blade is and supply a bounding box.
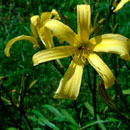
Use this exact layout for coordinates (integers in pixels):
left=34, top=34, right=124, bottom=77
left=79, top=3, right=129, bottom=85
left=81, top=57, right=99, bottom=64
left=33, top=110, right=60, bottom=130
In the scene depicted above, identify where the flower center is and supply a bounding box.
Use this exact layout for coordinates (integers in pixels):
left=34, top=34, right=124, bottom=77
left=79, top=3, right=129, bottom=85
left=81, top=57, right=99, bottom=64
left=74, top=44, right=90, bottom=63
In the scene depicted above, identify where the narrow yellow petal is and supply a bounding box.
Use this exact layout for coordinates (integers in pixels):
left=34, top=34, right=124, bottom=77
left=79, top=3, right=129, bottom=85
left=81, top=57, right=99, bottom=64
left=54, top=58, right=84, bottom=100
left=129, top=40, right=130, bottom=48
left=39, top=10, right=60, bottom=48
left=87, top=53, right=115, bottom=88
left=39, top=26, right=54, bottom=48
left=33, top=46, right=73, bottom=66
left=90, top=34, right=130, bottom=61
left=5, top=35, right=39, bottom=57
left=113, top=0, right=118, bottom=7
left=41, top=12, right=51, bottom=24
left=51, top=9, right=60, bottom=20
left=30, top=15, right=41, bottom=38
left=77, top=4, right=91, bottom=43
left=45, top=19, right=80, bottom=45
left=30, top=23, right=38, bottom=38
left=113, top=0, right=130, bottom=12
left=41, top=9, right=60, bottom=24
left=31, top=15, right=41, bottom=28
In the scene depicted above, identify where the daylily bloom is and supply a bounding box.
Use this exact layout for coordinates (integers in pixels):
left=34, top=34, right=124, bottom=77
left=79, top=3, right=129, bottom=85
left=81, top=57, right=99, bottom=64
left=113, top=0, right=130, bottom=12
left=33, top=5, right=130, bottom=100
left=4, top=9, right=60, bottom=57
left=30, top=9, right=60, bottom=48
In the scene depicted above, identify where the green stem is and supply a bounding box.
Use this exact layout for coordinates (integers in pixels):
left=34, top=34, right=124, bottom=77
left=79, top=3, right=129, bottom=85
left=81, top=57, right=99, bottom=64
left=92, top=70, right=98, bottom=130
left=52, top=61, right=64, bottom=76
left=86, top=66, right=93, bottom=92
left=102, top=4, right=113, bottom=33
left=74, top=101, right=82, bottom=126
left=19, top=74, right=33, bottom=130
left=87, top=66, right=98, bottom=130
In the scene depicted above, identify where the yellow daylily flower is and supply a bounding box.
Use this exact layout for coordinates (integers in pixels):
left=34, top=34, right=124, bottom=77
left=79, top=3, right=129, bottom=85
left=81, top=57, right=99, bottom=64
left=33, top=5, right=130, bottom=100
left=4, top=9, right=60, bottom=57
left=113, top=0, right=130, bottom=12
left=30, top=9, right=60, bottom=48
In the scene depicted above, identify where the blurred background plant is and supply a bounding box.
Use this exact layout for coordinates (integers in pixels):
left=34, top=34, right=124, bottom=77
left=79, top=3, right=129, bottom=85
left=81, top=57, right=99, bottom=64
left=0, top=0, right=130, bottom=130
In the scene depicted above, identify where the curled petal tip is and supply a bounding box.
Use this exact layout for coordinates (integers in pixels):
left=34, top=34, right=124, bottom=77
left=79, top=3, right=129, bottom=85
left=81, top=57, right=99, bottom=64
left=5, top=35, right=39, bottom=57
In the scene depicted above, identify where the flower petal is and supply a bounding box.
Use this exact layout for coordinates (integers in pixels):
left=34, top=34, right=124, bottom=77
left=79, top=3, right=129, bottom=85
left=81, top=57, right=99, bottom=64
left=54, top=58, right=84, bottom=100
left=31, top=15, right=41, bottom=28
left=77, top=4, right=91, bottom=43
left=51, top=9, right=60, bottom=20
left=30, top=16, right=40, bottom=38
left=113, top=0, right=130, bottom=12
left=41, top=9, right=60, bottom=24
left=45, top=19, right=80, bottom=45
left=30, top=23, right=39, bottom=38
left=90, top=34, right=130, bottom=61
left=41, top=12, right=51, bottom=24
left=87, top=53, right=115, bottom=88
left=33, top=46, right=73, bottom=66
left=5, top=35, right=39, bottom=57
left=39, top=26, right=54, bottom=48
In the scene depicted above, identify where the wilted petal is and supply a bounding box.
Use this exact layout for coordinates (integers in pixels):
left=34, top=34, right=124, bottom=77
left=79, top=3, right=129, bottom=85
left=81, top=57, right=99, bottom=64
left=77, top=4, right=91, bottom=43
left=5, top=35, right=39, bottom=57
left=113, top=0, right=130, bottom=12
left=87, top=53, right=115, bottom=88
left=33, top=46, right=73, bottom=66
left=45, top=19, right=80, bottom=45
left=54, top=58, right=84, bottom=100
left=90, top=34, right=130, bottom=61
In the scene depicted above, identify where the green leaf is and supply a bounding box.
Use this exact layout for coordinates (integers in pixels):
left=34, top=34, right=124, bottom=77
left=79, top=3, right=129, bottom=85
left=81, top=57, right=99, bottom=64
left=33, top=110, right=60, bottom=130
left=68, top=124, right=79, bottom=130
left=84, top=102, right=106, bottom=130
left=1, top=96, right=11, bottom=104
left=68, top=0, right=75, bottom=6
left=33, top=128, right=42, bottom=130
left=42, top=105, right=79, bottom=130
left=7, top=128, right=17, bottom=130
left=42, top=104, right=66, bottom=121
left=84, top=102, right=94, bottom=116
left=123, top=89, right=130, bottom=95
left=29, top=115, right=38, bottom=122
left=80, top=118, right=119, bottom=130
left=61, top=109, right=79, bottom=128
